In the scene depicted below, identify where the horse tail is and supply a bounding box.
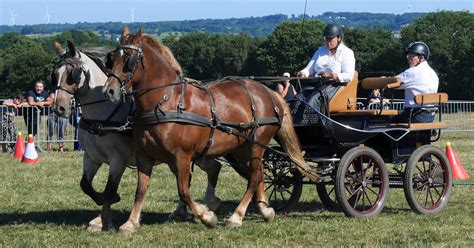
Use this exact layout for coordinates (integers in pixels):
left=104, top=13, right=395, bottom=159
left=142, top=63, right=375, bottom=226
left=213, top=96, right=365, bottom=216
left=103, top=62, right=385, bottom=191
left=277, top=100, right=319, bottom=182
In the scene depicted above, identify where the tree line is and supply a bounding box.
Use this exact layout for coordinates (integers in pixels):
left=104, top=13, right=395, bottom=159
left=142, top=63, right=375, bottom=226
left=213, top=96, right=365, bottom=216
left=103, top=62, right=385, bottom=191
left=0, top=11, right=472, bottom=100
left=0, top=12, right=425, bottom=37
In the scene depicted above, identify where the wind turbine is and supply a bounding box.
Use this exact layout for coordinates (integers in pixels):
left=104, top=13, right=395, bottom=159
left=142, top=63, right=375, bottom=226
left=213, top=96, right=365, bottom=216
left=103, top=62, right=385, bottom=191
left=10, top=10, right=17, bottom=26
left=44, top=7, right=51, bottom=24
left=130, top=8, right=135, bottom=23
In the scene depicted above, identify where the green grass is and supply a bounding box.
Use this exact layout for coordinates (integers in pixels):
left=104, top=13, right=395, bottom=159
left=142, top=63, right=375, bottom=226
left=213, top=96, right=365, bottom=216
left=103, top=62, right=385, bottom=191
left=1, top=133, right=474, bottom=247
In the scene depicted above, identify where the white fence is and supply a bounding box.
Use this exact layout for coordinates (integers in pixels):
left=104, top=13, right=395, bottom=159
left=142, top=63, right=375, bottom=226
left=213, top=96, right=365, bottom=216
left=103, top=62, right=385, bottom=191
left=0, top=106, right=77, bottom=151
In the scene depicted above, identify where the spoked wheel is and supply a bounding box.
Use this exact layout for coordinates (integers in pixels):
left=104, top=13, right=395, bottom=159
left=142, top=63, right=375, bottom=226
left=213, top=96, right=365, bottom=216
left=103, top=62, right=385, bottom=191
left=335, top=147, right=389, bottom=218
left=316, top=181, right=340, bottom=211
left=404, top=145, right=452, bottom=214
left=263, top=149, right=303, bottom=213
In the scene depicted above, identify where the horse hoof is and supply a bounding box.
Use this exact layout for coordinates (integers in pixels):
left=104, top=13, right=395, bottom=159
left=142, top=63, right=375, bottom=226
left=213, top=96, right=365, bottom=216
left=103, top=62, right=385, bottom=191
left=202, top=211, right=218, bottom=228
left=119, top=221, right=139, bottom=236
left=86, top=216, right=103, bottom=232
left=261, top=207, right=275, bottom=222
left=226, top=214, right=242, bottom=228
left=206, top=197, right=221, bottom=212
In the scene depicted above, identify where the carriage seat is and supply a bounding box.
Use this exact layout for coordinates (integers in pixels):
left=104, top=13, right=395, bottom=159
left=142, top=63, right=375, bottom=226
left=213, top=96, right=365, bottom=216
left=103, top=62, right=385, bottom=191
left=390, top=92, right=449, bottom=130
left=330, top=74, right=400, bottom=116
left=328, top=71, right=359, bottom=113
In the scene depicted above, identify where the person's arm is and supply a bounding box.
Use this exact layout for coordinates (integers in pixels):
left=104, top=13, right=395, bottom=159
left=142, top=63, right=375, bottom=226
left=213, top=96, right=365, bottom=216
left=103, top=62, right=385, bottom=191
left=335, top=49, right=356, bottom=82
left=42, top=95, right=53, bottom=107
left=2, top=100, right=16, bottom=107
left=277, top=81, right=291, bottom=98
left=297, top=50, right=319, bottom=77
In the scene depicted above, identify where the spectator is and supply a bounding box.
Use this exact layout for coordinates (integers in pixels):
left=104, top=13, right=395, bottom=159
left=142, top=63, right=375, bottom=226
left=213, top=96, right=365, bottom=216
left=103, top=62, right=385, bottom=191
left=1, top=95, right=27, bottom=152
left=70, top=106, right=82, bottom=151
left=47, top=92, right=68, bottom=152
left=23, top=81, right=53, bottom=138
left=276, top=72, right=297, bottom=100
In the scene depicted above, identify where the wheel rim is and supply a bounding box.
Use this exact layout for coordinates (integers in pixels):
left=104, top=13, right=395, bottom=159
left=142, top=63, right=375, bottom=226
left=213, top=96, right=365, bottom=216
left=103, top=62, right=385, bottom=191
left=409, top=152, right=450, bottom=210
left=263, top=152, right=302, bottom=212
left=342, top=155, right=386, bottom=214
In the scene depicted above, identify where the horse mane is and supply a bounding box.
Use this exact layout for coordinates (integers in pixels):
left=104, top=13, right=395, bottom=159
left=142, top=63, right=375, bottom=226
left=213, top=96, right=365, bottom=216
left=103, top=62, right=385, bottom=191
left=141, top=35, right=183, bottom=76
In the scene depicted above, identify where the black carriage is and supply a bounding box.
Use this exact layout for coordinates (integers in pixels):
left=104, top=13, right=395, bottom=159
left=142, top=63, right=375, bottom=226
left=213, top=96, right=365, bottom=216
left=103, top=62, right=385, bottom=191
left=264, top=73, right=452, bottom=217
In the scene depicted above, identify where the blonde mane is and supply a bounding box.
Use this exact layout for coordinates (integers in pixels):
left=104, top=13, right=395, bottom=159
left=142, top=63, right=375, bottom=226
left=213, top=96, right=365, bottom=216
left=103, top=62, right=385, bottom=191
left=141, top=35, right=183, bottom=76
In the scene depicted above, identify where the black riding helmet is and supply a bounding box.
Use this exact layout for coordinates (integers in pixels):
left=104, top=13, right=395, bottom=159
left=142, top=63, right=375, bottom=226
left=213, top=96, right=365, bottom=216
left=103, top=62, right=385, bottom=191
left=406, top=41, right=430, bottom=59
left=323, top=24, right=343, bottom=39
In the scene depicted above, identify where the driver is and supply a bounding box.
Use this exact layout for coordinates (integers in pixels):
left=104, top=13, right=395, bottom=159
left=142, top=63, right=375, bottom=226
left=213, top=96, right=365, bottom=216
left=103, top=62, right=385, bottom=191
left=395, top=41, right=439, bottom=123
left=296, top=24, right=356, bottom=113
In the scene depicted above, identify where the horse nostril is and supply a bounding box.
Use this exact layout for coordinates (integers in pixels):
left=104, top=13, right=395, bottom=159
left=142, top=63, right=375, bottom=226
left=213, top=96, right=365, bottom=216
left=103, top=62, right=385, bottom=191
left=59, top=106, right=66, bottom=113
left=108, top=89, right=115, bottom=97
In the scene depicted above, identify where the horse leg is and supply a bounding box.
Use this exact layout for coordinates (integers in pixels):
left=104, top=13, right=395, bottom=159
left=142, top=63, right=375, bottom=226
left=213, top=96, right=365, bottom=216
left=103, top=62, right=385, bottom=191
left=79, top=154, right=104, bottom=232
left=98, top=157, right=127, bottom=231
left=227, top=146, right=269, bottom=228
left=175, top=152, right=218, bottom=228
left=80, top=155, right=104, bottom=206
left=254, top=169, right=275, bottom=222
left=119, top=155, right=154, bottom=235
left=198, top=159, right=222, bottom=212
left=167, top=163, right=192, bottom=221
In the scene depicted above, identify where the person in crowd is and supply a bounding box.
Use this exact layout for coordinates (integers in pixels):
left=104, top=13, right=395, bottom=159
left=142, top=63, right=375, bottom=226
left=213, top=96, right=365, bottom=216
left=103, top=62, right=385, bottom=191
left=23, top=80, right=53, bottom=139
left=296, top=23, right=356, bottom=113
left=394, top=41, right=439, bottom=123
left=47, top=92, right=68, bottom=152
left=1, top=95, right=27, bottom=152
left=276, top=72, right=297, bottom=100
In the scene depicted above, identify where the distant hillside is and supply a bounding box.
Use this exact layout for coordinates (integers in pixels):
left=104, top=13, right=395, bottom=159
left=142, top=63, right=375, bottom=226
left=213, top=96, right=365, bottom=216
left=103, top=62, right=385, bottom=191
left=0, top=12, right=425, bottom=37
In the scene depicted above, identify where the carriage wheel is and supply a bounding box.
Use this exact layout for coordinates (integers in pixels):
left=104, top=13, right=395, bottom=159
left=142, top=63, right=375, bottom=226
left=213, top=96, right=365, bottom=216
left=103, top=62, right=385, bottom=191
left=316, top=181, right=340, bottom=211
left=403, top=145, right=452, bottom=214
left=263, top=149, right=303, bottom=213
left=335, top=147, right=389, bottom=218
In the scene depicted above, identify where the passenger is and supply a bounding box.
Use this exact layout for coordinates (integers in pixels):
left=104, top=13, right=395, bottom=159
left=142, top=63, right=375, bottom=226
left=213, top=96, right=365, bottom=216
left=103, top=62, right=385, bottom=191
left=276, top=72, right=297, bottom=100
left=394, top=41, right=439, bottom=123
left=367, top=89, right=390, bottom=108
left=296, top=23, right=356, bottom=113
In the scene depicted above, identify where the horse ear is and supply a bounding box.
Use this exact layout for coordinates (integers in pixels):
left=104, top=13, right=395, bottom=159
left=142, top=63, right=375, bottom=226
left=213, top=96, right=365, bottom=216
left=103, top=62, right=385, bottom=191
left=134, top=28, right=143, bottom=40
left=54, top=41, right=64, bottom=56
left=67, top=40, right=76, bottom=57
left=121, top=26, right=130, bottom=43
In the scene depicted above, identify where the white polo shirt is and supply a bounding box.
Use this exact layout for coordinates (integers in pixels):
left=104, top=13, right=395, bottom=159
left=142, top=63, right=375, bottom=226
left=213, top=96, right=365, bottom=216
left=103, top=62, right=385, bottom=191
left=299, top=43, right=356, bottom=82
left=397, top=61, right=439, bottom=108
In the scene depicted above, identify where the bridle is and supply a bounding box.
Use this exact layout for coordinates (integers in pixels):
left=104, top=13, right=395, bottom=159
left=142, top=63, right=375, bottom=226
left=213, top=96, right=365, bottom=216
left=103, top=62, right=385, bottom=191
left=106, top=44, right=144, bottom=101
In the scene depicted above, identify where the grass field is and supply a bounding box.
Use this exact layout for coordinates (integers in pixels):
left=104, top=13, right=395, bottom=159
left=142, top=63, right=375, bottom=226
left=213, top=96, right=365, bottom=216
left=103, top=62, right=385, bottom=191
left=1, top=132, right=473, bottom=247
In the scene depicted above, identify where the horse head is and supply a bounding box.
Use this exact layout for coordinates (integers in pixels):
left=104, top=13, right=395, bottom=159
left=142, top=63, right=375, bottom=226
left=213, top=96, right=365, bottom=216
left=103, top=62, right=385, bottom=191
left=103, top=27, right=182, bottom=104
left=51, top=40, right=86, bottom=117
left=51, top=40, right=109, bottom=118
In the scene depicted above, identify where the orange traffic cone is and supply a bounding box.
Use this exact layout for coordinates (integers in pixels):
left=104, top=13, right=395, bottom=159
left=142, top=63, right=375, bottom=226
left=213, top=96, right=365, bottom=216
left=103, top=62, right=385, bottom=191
left=446, top=142, right=469, bottom=180
left=21, top=134, right=39, bottom=164
left=13, top=132, right=26, bottom=160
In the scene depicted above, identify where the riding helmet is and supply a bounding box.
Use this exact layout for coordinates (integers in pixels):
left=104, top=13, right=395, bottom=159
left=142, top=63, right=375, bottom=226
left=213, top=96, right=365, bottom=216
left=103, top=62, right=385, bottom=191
left=405, top=41, right=430, bottom=59
left=323, top=24, right=343, bottom=39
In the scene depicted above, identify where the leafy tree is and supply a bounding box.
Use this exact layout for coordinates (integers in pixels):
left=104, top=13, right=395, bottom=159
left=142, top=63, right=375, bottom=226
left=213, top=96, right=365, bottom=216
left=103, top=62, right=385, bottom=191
left=254, top=20, right=325, bottom=76
left=344, top=28, right=403, bottom=75
left=400, top=11, right=474, bottom=99
left=0, top=34, right=55, bottom=97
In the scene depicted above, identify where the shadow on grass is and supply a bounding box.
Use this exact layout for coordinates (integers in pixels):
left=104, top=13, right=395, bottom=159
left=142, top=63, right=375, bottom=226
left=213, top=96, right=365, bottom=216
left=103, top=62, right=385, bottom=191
left=0, top=210, right=169, bottom=227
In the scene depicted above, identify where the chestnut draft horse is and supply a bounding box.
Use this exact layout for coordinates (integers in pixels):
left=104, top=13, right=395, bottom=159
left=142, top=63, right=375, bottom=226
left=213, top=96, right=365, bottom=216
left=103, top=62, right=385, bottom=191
left=104, top=29, right=318, bottom=234
left=51, top=40, right=223, bottom=231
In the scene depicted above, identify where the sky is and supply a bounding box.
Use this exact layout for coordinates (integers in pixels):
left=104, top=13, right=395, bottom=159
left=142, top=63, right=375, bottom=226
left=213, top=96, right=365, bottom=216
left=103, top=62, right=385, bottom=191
left=1, top=0, right=473, bottom=26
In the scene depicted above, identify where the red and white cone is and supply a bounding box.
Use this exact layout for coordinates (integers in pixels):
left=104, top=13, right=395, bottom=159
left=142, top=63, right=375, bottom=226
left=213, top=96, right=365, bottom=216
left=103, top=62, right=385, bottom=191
left=14, top=132, right=26, bottom=161
left=21, top=134, right=39, bottom=164
left=446, top=142, right=469, bottom=180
